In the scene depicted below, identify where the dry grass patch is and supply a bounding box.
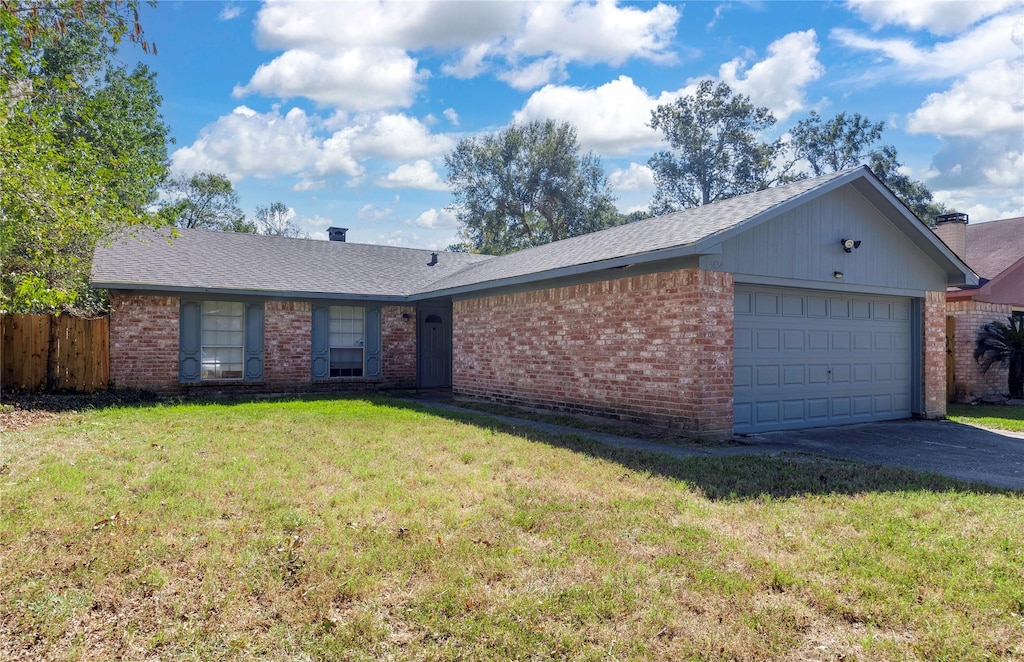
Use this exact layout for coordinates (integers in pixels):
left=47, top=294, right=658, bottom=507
left=1, top=395, right=1022, bottom=660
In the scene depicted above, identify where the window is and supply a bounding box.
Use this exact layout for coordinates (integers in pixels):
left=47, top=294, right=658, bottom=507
left=329, top=306, right=365, bottom=377
left=201, top=301, right=244, bottom=379
left=311, top=304, right=382, bottom=380
left=180, top=300, right=264, bottom=383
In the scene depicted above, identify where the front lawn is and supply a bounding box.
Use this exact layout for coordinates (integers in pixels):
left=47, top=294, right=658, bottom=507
left=948, top=403, right=1024, bottom=433
left=2, top=397, right=1021, bottom=660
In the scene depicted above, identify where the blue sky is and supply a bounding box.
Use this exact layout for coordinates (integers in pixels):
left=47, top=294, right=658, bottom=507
left=130, top=0, right=1023, bottom=248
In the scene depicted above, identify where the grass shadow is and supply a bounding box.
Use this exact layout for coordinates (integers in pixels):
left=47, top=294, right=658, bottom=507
left=387, top=397, right=1018, bottom=501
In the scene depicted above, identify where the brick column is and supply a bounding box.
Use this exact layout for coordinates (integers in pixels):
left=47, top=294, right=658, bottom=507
left=382, top=305, right=416, bottom=388
left=922, top=290, right=947, bottom=418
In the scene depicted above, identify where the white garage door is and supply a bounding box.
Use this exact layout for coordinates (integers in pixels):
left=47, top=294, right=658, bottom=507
left=734, top=285, right=914, bottom=434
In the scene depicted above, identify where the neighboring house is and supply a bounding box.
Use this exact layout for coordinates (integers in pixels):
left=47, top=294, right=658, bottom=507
left=936, top=215, right=1024, bottom=402
left=92, top=166, right=975, bottom=438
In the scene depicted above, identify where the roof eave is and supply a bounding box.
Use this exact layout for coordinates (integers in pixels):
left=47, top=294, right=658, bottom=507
left=410, top=243, right=703, bottom=300
left=92, top=281, right=412, bottom=303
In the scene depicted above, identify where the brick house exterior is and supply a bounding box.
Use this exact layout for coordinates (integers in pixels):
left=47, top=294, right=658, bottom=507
left=93, top=167, right=975, bottom=436
left=934, top=216, right=1024, bottom=402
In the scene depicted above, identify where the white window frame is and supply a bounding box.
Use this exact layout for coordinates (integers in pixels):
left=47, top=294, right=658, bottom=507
left=328, top=305, right=365, bottom=377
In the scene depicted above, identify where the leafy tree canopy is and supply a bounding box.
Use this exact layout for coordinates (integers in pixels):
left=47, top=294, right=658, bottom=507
left=255, top=201, right=307, bottom=238
left=445, top=119, right=620, bottom=255
left=647, top=80, right=788, bottom=214
left=1, top=1, right=168, bottom=313
left=157, top=172, right=254, bottom=233
left=790, top=111, right=947, bottom=223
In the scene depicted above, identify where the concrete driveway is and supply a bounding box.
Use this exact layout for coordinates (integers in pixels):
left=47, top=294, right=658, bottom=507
left=741, top=419, right=1024, bottom=491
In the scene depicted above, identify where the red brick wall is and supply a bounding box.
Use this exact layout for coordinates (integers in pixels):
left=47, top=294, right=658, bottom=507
left=923, top=291, right=948, bottom=417
left=265, top=301, right=311, bottom=385
left=108, top=293, right=180, bottom=393
left=452, top=269, right=735, bottom=438
left=108, top=294, right=418, bottom=394
left=382, top=305, right=416, bottom=387
left=946, top=299, right=1012, bottom=402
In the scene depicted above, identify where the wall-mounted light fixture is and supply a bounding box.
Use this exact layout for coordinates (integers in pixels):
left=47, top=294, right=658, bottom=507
left=840, top=238, right=862, bottom=253
left=402, top=313, right=411, bottom=320
left=833, top=271, right=844, bottom=279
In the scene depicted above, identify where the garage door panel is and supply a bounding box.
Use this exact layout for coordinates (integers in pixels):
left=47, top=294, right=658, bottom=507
left=734, top=285, right=914, bottom=433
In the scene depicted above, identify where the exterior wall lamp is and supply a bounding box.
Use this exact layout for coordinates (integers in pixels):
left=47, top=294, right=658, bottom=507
left=841, top=238, right=862, bottom=253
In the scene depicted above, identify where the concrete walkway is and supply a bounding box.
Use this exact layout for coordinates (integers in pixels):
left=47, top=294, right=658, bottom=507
left=403, top=397, right=1024, bottom=491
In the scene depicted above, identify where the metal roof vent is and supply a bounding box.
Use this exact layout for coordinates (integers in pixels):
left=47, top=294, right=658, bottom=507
left=428, top=252, right=438, bottom=266
left=327, top=226, right=348, bottom=242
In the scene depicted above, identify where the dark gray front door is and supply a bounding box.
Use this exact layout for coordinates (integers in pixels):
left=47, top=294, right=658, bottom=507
left=417, top=302, right=452, bottom=388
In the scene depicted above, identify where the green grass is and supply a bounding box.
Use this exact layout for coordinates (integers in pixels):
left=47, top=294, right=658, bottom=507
left=2, top=396, right=1022, bottom=660
left=948, top=403, right=1024, bottom=432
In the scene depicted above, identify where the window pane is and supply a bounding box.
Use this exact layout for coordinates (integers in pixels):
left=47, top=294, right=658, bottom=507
left=328, top=306, right=364, bottom=349
left=330, top=347, right=363, bottom=377
left=201, top=301, right=244, bottom=380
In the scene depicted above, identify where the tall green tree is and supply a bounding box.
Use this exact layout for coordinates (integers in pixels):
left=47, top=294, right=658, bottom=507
left=789, top=111, right=947, bottom=223
left=158, top=172, right=254, bottom=233
left=974, top=316, right=1024, bottom=399
left=1, top=1, right=168, bottom=313
left=445, top=119, right=619, bottom=255
left=254, top=201, right=306, bottom=238
left=647, top=80, right=786, bottom=214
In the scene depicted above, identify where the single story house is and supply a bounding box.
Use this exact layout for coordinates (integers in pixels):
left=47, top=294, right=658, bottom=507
left=935, top=215, right=1024, bottom=402
left=91, top=166, right=976, bottom=438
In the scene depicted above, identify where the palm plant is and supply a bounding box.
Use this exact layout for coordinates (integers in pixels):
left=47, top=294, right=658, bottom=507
left=974, top=315, right=1024, bottom=399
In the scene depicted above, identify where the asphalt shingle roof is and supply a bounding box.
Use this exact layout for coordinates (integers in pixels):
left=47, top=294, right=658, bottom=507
left=91, top=228, right=493, bottom=298
left=419, top=169, right=854, bottom=293
left=92, top=168, right=878, bottom=299
left=965, top=216, right=1024, bottom=280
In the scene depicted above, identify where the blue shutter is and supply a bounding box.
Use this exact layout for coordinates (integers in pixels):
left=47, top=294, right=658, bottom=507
left=311, top=305, right=329, bottom=379
left=244, top=303, right=264, bottom=381
left=179, top=301, right=201, bottom=383
left=365, top=306, right=382, bottom=379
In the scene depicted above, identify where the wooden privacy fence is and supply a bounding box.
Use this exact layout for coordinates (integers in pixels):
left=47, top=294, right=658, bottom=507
left=1, top=314, right=109, bottom=392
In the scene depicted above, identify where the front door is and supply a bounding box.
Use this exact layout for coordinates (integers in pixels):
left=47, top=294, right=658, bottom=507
left=417, top=302, right=452, bottom=388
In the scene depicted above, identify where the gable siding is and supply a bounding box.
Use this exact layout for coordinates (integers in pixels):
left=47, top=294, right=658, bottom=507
left=713, top=187, right=947, bottom=292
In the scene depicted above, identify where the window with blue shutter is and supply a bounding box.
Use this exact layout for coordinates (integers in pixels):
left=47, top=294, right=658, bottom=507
left=180, top=300, right=264, bottom=383
left=311, top=304, right=381, bottom=380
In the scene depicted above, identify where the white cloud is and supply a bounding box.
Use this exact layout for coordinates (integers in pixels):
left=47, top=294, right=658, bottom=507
left=498, top=57, right=568, bottom=91
left=172, top=108, right=455, bottom=185
left=515, top=1, right=679, bottom=65
left=357, top=204, right=393, bottom=221
left=924, top=133, right=1024, bottom=220
left=442, top=43, right=494, bottom=79
left=908, top=59, right=1024, bottom=136
left=719, top=30, right=824, bottom=120
left=410, top=207, right=459, bottom=229
left=235, top=48, right=423, bottom=111
left=443, top=108, right=460, bottom=126
left=378, top=160, right=450, bottom=191
left=292, top=179, right=325, bottom=192
left=608, top=163, right=655, bottom=192
left=846, top=0, right=1021, bottom=36
left=515, top=76, right=690, bottom=155
left=832, top=13, right=1022, bottom=81
left=351, top=114, right=455, bottom=160
left=219, top=4, right=243, bottom=21
left=170, top=106, right=326, bottom=181
left=249, top=0, right=683, bottom=101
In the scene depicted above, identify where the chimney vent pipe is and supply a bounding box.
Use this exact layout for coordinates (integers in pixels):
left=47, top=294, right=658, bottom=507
left=428, top=252, right=438, bottom=266
left=327, top=226, right=349, bottom=242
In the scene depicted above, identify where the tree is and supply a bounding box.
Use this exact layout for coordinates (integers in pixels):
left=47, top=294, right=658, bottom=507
left=974, top=316, right=1024, bottom=399
left=647, top=80, right=785, bottom=214
left=158, top=172, right=254, bottom=233
left=789, top=111, right=947, bottom=223
left=445, top=119, right=619, bottom=255
left=254, top=202, right=306, bottom=238
left=1, top=2, right=169, bottom=313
